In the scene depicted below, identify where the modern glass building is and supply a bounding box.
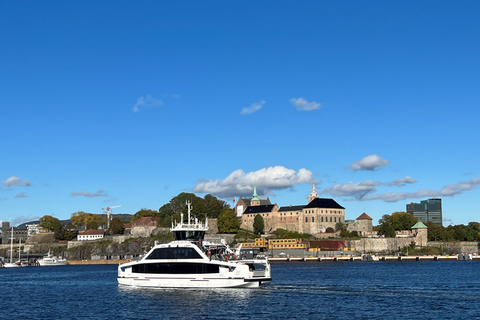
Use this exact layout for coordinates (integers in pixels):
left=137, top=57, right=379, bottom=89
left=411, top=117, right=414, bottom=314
left=406, top=198, right=442, bottom=226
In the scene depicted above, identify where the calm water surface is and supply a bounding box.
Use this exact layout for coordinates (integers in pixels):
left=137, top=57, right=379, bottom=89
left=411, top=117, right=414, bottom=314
left=1, top=261, right=479, bottom=319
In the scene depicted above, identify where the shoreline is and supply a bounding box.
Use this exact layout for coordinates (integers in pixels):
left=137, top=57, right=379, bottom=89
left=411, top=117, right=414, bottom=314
left=67, top=259, right=130, bottom=265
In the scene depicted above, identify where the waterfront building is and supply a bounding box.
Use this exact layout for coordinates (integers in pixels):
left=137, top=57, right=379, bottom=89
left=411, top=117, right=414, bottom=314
left=77, top=229, right=104, bottom=241
left=406, top=198, right=442, bottom=226
left=1, top=221, right=28, bottom=244
left=240, top=184, right=345, bottom=235
left=240, top=237, right=307, bottom=250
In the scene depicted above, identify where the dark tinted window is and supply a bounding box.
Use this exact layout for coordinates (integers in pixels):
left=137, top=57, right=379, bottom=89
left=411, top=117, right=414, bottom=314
left=132, top=263, right=220, bottom=274
left=145, top=247, right=202, bottom=259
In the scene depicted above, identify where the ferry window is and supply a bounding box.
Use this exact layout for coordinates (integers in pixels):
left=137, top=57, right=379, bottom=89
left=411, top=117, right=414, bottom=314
left=146, top=247, right=202, bottom=260
left=133, top=263, right=220, bottom=274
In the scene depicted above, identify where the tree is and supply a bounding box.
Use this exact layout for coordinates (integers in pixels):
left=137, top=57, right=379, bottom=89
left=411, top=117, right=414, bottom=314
left=133, top=209, right=158, bottom=221
left=107, top=217, right=125, bottom=235
left=70, top=211, right=106, bottom=230
left=377, top=212, right=417, bottom=238
left=63, top=222, right=78, bottom=241
left=335, top=221, right=347, bottom=232
left=217, top=208, right=240, bottom=233
left=39, top=215, right=64, bottom=240
left=253, top=214, right=264, bottom=235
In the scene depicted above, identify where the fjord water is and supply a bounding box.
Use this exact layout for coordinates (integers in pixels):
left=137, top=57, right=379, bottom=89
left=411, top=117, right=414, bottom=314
left=1, top=262, right=479, bottom=319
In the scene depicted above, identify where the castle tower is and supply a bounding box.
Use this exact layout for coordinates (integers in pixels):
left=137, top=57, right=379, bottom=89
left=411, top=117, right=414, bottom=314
left=251, top=186, right=260, bottom=206
left=308, top=183, right=319, bottom=203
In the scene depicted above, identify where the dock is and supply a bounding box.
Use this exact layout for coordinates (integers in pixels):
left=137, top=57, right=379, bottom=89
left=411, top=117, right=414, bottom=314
left=268, top=254, right=477, bottom=262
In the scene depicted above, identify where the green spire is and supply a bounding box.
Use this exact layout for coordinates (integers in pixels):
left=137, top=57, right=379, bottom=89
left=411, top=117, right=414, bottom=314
left=252, top=186, right=259, bottom=201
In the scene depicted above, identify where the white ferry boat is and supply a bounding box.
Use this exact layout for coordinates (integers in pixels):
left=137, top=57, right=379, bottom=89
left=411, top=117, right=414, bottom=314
left=117, top=203, right=271, bottom=288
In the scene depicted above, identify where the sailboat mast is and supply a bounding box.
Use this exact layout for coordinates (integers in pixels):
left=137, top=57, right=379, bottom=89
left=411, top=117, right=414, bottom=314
left=10, top=227, right=14, bottom=264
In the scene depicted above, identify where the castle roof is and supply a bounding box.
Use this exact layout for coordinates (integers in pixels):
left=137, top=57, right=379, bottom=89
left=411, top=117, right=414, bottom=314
left=79, top=229, right=104, bottom=236
left=243, top=205, right=276, bottom=214
left=304, top=198, right=344, bottom=209
left=356, top=213, right=372, bottom=220
left=239, top=197, right=272, bottom=206
left=411, top=221, right=428, bottom=229
left=279, top=205, right=305, bottom=212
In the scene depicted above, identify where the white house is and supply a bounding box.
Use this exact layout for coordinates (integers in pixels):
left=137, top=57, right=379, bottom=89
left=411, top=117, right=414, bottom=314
left=77, top=229, right=104, bottom=241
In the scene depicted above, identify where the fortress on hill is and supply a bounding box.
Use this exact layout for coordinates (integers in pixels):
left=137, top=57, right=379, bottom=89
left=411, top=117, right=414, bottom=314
left=236, top=184, right=354, bottom=235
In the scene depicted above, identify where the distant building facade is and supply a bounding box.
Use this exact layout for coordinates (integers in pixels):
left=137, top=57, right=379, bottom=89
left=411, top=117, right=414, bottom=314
left=131, top=217, right=159, bottom=237
left=347, top=213, right=373, bottom=235
left=240, top=184, right=345, bottom=235
left=77, top=229, right=105, bottom=241
left=406, top=198, right=442, bottom=226
left=1, top=222, right=28, bottom=244
left=234, top=187, right=272, bottom=217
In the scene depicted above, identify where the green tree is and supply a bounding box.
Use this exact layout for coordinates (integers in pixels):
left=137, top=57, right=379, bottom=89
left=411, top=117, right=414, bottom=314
left=425, top=221, right=444, bottom=241
left=253, top=214, right=265, bottom=235
left=377, top=212, right=417, bottom=238
left=217, top=208, right=240, bottom=233
left=335, top=221, right=347, bottom=232
left=63, top=222, right=78, bottom=241
left=39, top=215, right=64, bottom=240
left=107, top=217, right=125, bottom=235
left=133, top=208, right=158, bottom=221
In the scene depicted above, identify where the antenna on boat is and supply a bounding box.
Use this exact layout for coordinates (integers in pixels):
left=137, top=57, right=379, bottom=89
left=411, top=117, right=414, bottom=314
left=186, top=200, right=193, bottom=226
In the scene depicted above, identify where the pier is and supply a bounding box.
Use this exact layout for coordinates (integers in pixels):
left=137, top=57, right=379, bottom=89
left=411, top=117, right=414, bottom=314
left=268, top=254, right=478, bottom=262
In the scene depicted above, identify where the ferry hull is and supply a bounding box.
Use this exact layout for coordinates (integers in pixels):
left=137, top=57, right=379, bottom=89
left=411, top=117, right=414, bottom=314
left=117, top=274, right=270, bottom=288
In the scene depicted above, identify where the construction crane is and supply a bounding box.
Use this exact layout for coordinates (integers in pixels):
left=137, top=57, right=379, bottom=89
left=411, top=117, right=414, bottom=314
left=102, top=205, right=122, bottom=229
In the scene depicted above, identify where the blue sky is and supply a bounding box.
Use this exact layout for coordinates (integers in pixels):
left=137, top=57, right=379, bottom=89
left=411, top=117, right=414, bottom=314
left=1, top=1, right=479, bottom=227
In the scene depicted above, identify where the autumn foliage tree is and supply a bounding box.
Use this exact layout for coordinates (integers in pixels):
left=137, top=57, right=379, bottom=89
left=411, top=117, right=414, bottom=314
left=217, top=208, right=240, bottom=233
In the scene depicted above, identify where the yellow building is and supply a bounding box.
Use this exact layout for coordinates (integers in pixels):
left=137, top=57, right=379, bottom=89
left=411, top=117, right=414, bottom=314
left=239, top=238, right=307, bottom=250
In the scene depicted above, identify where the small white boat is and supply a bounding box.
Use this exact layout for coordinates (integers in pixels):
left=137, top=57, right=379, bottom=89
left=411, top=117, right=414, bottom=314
left=38, top=250, right=68, bottom=266
left=117, top=202, right=271, bottom=288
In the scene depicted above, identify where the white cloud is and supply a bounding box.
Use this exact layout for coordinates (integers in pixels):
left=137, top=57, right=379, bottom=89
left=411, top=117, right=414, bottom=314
left=132, top=94, right=163, bottom=112
left=325, top=177, right=480, bottom=203
left=290, top=98, right=321, bottom=111
left=193, top=166, right=314, bottom=198
left=70, top=190, right=108, bottom=197
left=14, top=192, right=27, bottom=198
left=240, top=100, right=265, bottom=115
left=4, top=176, right=31, bottom=187
left=349, top=154, right=390, bottom=171
left=321, top=180, right=381, bottom=199
left=387, top=176, right=417, bottom=187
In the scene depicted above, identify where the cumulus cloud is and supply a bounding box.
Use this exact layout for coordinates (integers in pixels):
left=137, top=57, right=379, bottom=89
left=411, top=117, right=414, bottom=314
left=324, top=177, right=480, bottom=203
left=4, top=176, right=31, bottom=187
left=386, top=176, right=417, bottom=187
left=290, top=98, right=321, bottom=111
left=14, top=192, right=27, bottom=198
left=349, top=155, right=390, bottom=171
left=132, top=94, right=163, bottom=112
left=70, top=190, right=108, bottom=197
left=240, top=100, right=265, bottom=115
left=321, top=180, right=382, bottom=199
left=193, top=166, right=314, bottom=198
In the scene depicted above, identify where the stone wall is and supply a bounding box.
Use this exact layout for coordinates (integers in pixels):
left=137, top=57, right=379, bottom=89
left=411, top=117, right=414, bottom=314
left=351, top=237, right=417, bottom=254
left=428, top=241, right=478, bottom=254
